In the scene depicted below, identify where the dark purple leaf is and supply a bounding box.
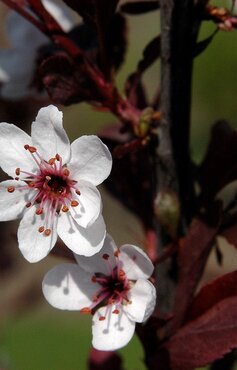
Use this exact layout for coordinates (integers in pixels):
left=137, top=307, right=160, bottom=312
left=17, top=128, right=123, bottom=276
left=137, top=35, right=160, bottom=74
left=62, top=0, right=119, bottom=27
left=193, top=29, right=217, bottom=57
left=187, top=270, right=237, bottom=322
left=199, top=120, right=237, bottom=205
left=99, top=123, right=156, bottom=229
left=125, top=36, right=160, bottom=106
left=104, top=13, right=127, bottom=71
left=120, top=0, right=159, bottom=14
left=169, top=202, right=222, bottom=333
left=166, top=296, right=237, bottom=370
left=40, top=53, right=102, bottom=105
left=221, top=220, right=237, bottom=249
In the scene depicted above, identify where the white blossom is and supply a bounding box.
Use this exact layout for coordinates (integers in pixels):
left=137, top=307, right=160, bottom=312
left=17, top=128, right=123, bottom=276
left=0, top=105, right=112, bottom=262
left=42, top=234, right=156, bottom=351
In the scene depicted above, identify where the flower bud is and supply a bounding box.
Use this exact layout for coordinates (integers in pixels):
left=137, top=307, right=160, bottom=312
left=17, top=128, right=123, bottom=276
left=154, top=190, right=180, bottom=239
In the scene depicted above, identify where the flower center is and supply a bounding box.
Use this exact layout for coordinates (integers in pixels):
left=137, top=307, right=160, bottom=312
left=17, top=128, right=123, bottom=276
left=7, top=145, right=80, bottom=236
left=44, top=174, right=69, bottom=196
left=80, top=252, right=132, bottom=320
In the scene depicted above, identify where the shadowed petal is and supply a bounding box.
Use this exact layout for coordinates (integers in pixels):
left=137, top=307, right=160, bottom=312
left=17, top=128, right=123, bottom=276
left=70, top=180, right=102, bottom=228
left=68, top=135, right=112, bottom=186
left=119, top=244, right=154, bottom=280
left=17, top=206, right=58, bottom=263
left=58, top=212, right=106, bottom=256
left=31, top=105, right=71, bottom=164
left=124, top=279, right=156, bottom=323
left=42, top=263, right=99, bottom=310
left=75, top=233, right=117, bottom=274
left=0, top=180, right=30, bottom=221
left=0, top=123, right=35, bottom=177
left=92, top=305, right=135, bottom=351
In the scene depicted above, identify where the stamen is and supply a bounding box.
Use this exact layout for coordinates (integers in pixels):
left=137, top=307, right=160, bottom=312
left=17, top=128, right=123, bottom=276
left=38, top=226, right=45, bottom=233
left=80, top=307, right=92, bottom=314
left=29, top=146, right=37, bottom=153
left=112, top=309, right=119, bottom=314
left=44, top=229, right=51, bottom=236
left=114, top=250, right=120, bottom=258
left=26, top=202, right=31, bottom=208
left=99, top=316, right=106, bottom=321
left=24, top=144, right=30, bottom=150
left=63, top=168, right=70, bottom=176
left=76, top=189, right=81, bottom=195
left=71, top=200, right=79, bottom=207
left=15, top=168, right=20, bottom=176
left=55, top=154, right=60, bottom=161
left=7, top=186, right=15, bottom=193
left=49, top=158, right=56, bottom=165
left=62, top=205, right=69, bottom=212
left=103, top=253, right=110, bottom=260
left=35, top=208, right=43, bottom=215
left=28, top=182, right=35, bottom=188
left=91, top=276, right=97, bottom=283
left=118, top=269, right=126, bottom=279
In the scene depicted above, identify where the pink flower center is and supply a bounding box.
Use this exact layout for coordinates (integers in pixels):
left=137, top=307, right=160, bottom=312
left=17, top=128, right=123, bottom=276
left=80, top=251, right=132, bottom=320
left=7, top=145, right=80, bottom=236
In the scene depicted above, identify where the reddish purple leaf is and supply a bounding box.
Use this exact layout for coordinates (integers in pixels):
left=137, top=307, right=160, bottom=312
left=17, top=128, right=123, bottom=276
left=187, top=270, right=237, bottom=322
left=199, top=120, right=237, bottom=205
left=120, top=0, right=159, bottom=14
left=221, top=220, right=237, bottom=249
left=169, top=202, right=222, bottom=332
left=137, top=35, right=160, bottom=74
left=166, top=296, right=237, bottom=370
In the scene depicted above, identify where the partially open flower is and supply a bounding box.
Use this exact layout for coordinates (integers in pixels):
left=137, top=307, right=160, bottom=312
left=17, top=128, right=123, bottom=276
left=0, top=105, right=112, bottom=262
left=0, top=0, right=78, bottom=99
left=42, top=234, right=156, bottom=350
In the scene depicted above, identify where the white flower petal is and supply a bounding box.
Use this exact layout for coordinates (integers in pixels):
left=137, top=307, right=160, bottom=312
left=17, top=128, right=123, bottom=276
left=0, top=12, right=48, bottom=99
left=92, top=305, right=135, bottom=351
left=70, top=180, right=102, bottom=228
left=0, top=122, right=35, bottom=177
left=119, top=244, right=154, bottom=280
left=0, top=50, right=35, bottom=99
left=0, top=180, right=30, bottom=221
left=42, top=0, right=79, bottom=32
left=17, top=206, right=58, bottom=263
left=0, top=61, right=9, bottom=83
left=6, top=11, right=47, bottom=50
left=57, top=212, right=106, bottom=256
left=124, top=279, right=156, bottom=323
left=75, top=233, right=117, bottom=274
left=31, top=105, right=71, bottom=164
left=68, top=135, right=112, bottom=186
left=42, top=263, right=99, bottom=310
